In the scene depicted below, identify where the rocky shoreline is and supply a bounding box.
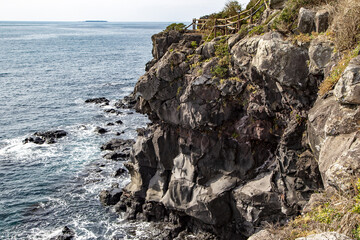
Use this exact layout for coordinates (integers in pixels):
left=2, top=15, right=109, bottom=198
left=95, top=4, right=360, bottom=239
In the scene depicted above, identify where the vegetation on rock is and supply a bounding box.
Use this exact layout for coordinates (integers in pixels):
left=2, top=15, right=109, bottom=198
left=163, top=23, right=186, bottom=32
left=268, top=178, right=360, bottom=239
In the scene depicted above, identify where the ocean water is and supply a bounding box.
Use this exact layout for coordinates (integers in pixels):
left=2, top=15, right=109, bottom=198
left=0, top=21, right=168, bottom=239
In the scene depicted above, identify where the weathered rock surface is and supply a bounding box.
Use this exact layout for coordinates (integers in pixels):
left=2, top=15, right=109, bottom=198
left=308, top=93, right=360, bottom=192
left=118, top=30, right=325, bottom=239
left=298, top=8, right=316, bottom=34
left=334, top=56, right=360, bottom=105
left=315, top=10, right=330, bottom=33
left=309, top=39, right=334, bottom=75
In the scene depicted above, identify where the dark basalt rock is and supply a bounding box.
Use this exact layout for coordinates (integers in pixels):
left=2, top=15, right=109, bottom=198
left=23, top=130, right=67, bottom=145
left=103, top=151, right=130, bottom=160
left=104, top=109, right=122, bottom=115
left=94, top=126, right=108, bottom=134
left=115, top=120, right=123, bottom=125
left=114, top=168, right=127, bottom=177
left=99, top=188, right=123, bottom=206
left=50, top=226, right=75, bottom=240
left=34, top=130, right=67, bottom=139
left=100, top=138, right=135, bottom=151
left=113, top=29, right=330, bottom=239
left=115, top=95, right=137, bottom=109
left=85, top=97, right=109, bottom=105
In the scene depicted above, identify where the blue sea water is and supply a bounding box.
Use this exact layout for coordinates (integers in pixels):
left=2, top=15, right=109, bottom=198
left=0, top=21, right=168, bottom=239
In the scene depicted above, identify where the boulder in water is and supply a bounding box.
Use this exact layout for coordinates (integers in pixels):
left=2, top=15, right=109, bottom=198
left=85, top=97, right=109, bottom=105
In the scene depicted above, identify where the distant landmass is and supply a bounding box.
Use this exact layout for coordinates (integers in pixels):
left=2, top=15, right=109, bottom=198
left=85, top=20, right=108, bottom=22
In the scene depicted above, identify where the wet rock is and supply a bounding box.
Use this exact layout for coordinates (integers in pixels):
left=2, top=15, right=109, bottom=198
left=99, top=188, right=123, bottom=206
left=114, top=168, right=126, bottom=177
left=115, top=120, right=123, bottom=125
left=106, top=122, right=115, bottom=126
left=94, top=127, right=108, bottom=134
left=85, top=97, right=109, bottom=105
left=23, top=130, right=67, bottom=145
left=103, top=151, right=130, bottom=160
left=100, top=138, right=135, bottom=151
left=315, top=10, right=330, bottom=33
left=51, top=226, right=75, bottom=240
left=34, top=130, right=67, bottom=139
left=334, top=56, right=360, bottom=105
left=297, top=8, right=316, bottom=34
left=115, top=95, right=137, bottom=109
left=104, top=109, right=122, bottom=115
left=296, top=232, right=353, bottom=240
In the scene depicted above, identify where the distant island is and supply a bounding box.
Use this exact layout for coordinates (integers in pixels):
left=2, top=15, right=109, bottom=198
left=85, top=20, right=108, bottom=22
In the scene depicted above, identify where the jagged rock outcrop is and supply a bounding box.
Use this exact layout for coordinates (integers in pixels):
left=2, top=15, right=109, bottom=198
left=113, top=29, right=327, bottom=239
left=308, top=56, right=360, bottom=192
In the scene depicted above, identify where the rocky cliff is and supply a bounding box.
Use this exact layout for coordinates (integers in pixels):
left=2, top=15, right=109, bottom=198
left=112, top=7, right=360, bottom=239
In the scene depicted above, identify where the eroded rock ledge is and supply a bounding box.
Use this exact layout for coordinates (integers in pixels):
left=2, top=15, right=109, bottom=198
left=114, top=28, right=360, bottom=239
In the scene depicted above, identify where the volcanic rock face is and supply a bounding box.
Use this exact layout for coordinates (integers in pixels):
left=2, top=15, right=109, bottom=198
left=114, top=29, right=330, bottom=239
left=308, top=56, right=360, bottom=192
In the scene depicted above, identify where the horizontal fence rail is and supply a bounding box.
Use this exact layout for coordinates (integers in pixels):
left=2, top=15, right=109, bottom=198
left=185, top=0, right=270, bottom=40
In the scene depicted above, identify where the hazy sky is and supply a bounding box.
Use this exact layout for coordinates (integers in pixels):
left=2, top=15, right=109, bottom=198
left=0, top=0, right=250, bottom=22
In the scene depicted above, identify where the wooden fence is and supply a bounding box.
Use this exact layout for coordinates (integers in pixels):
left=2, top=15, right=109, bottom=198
left=185, top=0, right=270, bottom=38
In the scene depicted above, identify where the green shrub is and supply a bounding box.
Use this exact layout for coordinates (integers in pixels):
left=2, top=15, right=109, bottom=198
left=248, top=25, right=265, bottom=36
left=191, top=41, right=198, bottom=48
left=211, top=37, right=231, bottom=78
left=164, top=23, right=186, bottom=32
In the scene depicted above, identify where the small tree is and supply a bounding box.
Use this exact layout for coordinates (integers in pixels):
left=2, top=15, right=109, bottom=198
left=223, top=1, right=242, bottom=17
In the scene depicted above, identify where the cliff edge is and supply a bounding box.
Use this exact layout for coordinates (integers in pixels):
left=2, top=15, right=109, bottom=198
left=110, top=1, right=360, bottom=239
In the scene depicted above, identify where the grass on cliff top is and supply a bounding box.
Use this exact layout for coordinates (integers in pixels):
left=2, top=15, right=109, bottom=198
left=268, top=178, right=360, bottom=240
left=318, top=43, right=360, bottom=96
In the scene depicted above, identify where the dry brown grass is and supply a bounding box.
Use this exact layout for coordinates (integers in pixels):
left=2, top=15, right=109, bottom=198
left=318, top=43, right=360, bottom=96
left=264, top=178, right=360, bottom=240
left=331, top=0, right=360, bottom=51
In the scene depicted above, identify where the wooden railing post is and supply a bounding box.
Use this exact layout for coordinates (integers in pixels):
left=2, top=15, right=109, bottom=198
left=192, top=18, right=196, bottom=30
left=250, top=9, right=253, bottom=24
left=214, top=19, right=217, bottom=37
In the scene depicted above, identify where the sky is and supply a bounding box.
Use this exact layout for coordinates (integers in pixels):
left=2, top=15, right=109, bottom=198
left=0, top=0, right=250, bottom=22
